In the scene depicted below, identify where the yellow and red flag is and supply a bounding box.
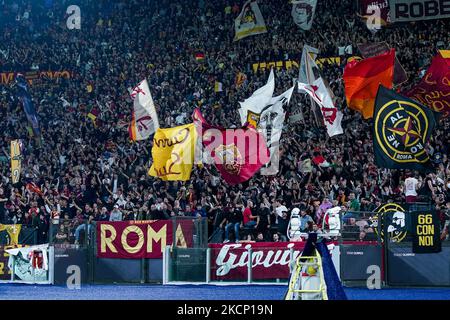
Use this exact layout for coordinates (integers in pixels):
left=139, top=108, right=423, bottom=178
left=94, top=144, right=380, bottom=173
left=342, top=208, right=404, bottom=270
left=343, top=49, right=395, bottom=119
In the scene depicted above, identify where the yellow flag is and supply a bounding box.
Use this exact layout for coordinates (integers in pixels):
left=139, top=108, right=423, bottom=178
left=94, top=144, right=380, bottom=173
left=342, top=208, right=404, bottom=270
left=10, top=140, right=22, bottom=184
left=439, top=50, right=450, bottom=59
left=0, top=224, right=22, bottom=246
left=149, top=123, right=197, bottom=181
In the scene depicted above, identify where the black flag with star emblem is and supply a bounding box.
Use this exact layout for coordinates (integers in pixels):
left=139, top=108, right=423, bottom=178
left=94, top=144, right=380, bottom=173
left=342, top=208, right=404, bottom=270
left=373, top=86, right=439, bottom=172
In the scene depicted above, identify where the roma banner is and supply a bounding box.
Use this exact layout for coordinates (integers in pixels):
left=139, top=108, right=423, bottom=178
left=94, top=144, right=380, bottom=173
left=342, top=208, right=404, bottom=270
left=129, top=79, right=160, bottom=141
left=389, top=0, right=450, bottom=22
left=234, top=0, right=267, bottom=41
left=405, top=50, right=450, bottom=118
left=10, top=140, right=23, bottom=184
left=343, top=49, right=395, bottom=119
left=373, top=86, right=438, bottom=171
left=291, top=0, right=318, bottom=31
left=358, top=42, right=408, bottom=85
left=149, top=123, right=197, bottom=181
left=96, top=220, right=194, bottom=259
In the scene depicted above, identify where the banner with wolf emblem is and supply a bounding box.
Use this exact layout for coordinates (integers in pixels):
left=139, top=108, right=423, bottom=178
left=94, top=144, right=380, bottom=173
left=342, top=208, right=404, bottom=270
left=234, top=0, right=267, bottom=41
left=292, top=0, right=318, bottom=30
left=373, top=86, right=439, bottom=171
left=128, top=79, right=160, bottom=141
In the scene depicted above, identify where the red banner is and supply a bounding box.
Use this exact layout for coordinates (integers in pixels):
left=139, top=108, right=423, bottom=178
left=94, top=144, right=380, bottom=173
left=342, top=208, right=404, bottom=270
left=209, top=242, right=307, bottom=281
left=96, top=219, right=194, bottom=259
left=405, top=50, right=450, bottom=117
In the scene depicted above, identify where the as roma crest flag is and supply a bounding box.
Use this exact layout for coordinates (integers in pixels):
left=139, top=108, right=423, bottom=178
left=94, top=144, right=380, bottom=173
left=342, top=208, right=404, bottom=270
left=193, top=108, right=270, bottom=185
left=149, top=123, right=197, bottom=181
left=405, top=50, right=450, bottom=118
left=373, top=86, right=439, bottom=172
left=344, top=49, right=395, bottom=119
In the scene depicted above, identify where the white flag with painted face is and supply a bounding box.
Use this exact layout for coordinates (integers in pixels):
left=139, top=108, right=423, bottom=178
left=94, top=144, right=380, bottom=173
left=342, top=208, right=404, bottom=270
left=238, top=69, right=275, bottom=127
left=238, top=69, right=294, bottom=175
left=298, top=78, right=343, bottom=137
left=128, top=79, right=160, bottom=141
left=292, top=0, right=318, bottom=31
left=258, top=86, right=295, bottom=175
left=234, top=0, right=267, bottom=41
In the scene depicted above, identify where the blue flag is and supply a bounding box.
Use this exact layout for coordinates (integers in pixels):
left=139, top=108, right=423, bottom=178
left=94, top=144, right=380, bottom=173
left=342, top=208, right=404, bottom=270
left=15, top=74, right=40, bottom=137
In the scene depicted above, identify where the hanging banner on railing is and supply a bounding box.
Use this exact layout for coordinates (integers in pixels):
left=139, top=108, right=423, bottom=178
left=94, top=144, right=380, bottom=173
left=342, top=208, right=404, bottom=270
left=96, top=220, right=194, bottom=259
left=209, top=242, right=304, bottom=280
left=209, top=241, right=340, bottom=281
left=412, top=211, right=441, bottom=253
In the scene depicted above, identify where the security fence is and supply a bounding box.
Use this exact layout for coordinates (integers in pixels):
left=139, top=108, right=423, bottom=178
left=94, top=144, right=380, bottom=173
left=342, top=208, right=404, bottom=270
left=1, top=201, right=450, bottom=287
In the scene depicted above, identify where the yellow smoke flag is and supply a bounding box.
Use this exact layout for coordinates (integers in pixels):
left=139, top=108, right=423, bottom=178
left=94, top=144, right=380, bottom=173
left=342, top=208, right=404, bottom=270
left=149, top=123, right=197, bottom=181
left=11, top=140, right=22, bottom=184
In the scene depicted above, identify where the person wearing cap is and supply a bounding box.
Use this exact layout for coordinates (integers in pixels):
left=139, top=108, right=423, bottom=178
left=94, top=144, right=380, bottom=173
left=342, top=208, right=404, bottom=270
left=109, top=205, right=122, bottom=221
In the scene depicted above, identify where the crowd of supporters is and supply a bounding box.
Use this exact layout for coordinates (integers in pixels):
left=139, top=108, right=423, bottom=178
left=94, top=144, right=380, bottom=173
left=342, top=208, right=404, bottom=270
left=0, top=0, right=449, bottom=245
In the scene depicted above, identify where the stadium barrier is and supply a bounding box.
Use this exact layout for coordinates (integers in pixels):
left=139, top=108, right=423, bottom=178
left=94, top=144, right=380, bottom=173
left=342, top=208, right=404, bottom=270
left=1, top=202, right=449, bottom=287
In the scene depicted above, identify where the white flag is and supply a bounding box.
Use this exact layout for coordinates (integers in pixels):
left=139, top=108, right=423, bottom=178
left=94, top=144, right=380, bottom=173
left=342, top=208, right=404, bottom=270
left=128, top=79, right=160, bottom=141
left=259, top=86, right=294, bottom=175
left=298, top=44, right=319, bottom=84
left=234, top=0, right=267, bottom=41
left=298, top=78, right=343, bottom=137
left=292, top=0, right=318, bottom=31
left=238, top=70, right=294, bottom=175
left=238, top=69, right=275, bottom=126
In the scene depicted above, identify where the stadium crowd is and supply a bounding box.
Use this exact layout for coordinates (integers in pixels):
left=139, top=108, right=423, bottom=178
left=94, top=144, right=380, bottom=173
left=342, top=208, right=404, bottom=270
left=0, top=0, right=449, bottom=245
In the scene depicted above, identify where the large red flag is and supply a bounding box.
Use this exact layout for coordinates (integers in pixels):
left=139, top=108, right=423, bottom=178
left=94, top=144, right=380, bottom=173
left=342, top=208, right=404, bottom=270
left=404, top=50, right=450, bottom=118
left=193, top=108, right=270, bottom=185
left=343, top=49, right=395, bottom=119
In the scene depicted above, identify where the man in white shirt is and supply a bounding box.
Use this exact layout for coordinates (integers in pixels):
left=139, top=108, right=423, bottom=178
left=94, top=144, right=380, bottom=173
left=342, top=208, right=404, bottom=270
left=405, top=173, right=420, bottom=203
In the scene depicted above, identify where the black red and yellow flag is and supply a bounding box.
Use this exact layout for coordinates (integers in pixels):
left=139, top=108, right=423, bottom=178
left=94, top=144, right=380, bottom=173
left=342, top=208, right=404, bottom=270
left=373, top=86, right=439, bottom=172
